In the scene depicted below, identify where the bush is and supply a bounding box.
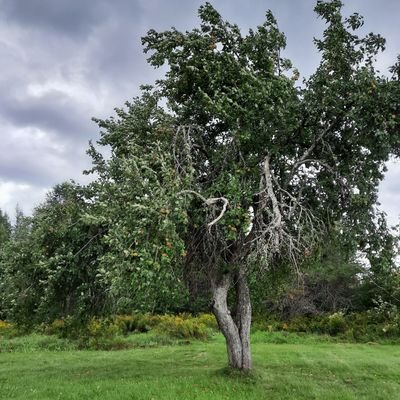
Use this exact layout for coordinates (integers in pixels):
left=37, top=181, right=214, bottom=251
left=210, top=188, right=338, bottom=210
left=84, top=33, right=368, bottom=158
left=156, top=314, right=211, bottom=340
left=252, top=307, right=400, bottom=342
left=0, top=320, right=15, bottom=337
left=40, top=318, right=66, bottom=336
left=251, top=314, right=280, bottom=333
left=87, top=317, right=120, bottom=338
left=196, top=313, right=218, bottom=330
left=113, top=313, right=163, bottom=334
left=112, top=313, right=217, bottom=339
left=326, top=312, right=347, bottom=335
left=368, top=299, right=400, bottom=337
left=34, top=312, right=217, bottom=346
left=114, top=315, right=136, bottom=334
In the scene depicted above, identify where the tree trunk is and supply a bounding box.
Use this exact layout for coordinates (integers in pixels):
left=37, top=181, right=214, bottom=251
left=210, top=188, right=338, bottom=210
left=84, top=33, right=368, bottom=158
left=212, top=268, right=252, bottom=371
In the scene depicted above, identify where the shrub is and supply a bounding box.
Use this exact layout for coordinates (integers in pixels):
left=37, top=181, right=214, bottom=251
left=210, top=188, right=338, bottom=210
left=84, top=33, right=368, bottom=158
left=41, top=319, right=66, bottom=336
left=326, top=312, right=347, bottom=336
left=251, top=314, right=280, bottom=332
left=252, top=308, right=400, bottom=342
left=37, top=316, right=83, bottom=339
left=196, top=313, right=218, bottom=330
left=0, top=320, right=12, bottom=330
left=0, top=320, right=15, bottom=337
left=114, top=315, right=136, bottom=334
left=134, top=313, right=162, bottom=332
left=371, top=300, right=400, bottom=337
left=86, top=317, right=120, bottom=338
left=156, top=314, right=210, bottom=340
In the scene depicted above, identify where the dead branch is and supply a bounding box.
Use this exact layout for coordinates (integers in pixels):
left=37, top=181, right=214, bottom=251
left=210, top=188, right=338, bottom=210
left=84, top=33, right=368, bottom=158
left=263, top=154, right=283, bottom=252
left=206, top=197, right=229, bottom=227
left=177, top=190, right=229, bottom=227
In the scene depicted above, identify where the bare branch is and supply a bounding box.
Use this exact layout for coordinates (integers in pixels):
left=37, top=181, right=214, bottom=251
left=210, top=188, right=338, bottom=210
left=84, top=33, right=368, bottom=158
left=177, top=190, right=229, bottom=227
left=206, top=197, right=229, bottom=227
left=263, top=154, right=283, bottom=252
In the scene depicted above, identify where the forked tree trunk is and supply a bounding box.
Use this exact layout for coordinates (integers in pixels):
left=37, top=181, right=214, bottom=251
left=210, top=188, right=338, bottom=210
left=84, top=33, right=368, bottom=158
left=212, top=267, right=252, bottom=371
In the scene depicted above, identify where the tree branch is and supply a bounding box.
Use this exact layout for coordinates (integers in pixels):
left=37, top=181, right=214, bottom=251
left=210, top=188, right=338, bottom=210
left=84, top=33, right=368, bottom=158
left=177, top=190, right=229, bottom=227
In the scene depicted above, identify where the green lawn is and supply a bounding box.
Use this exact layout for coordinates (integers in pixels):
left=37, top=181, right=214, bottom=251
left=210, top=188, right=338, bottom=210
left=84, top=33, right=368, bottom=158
left=1, top=334, right=400, bottom=399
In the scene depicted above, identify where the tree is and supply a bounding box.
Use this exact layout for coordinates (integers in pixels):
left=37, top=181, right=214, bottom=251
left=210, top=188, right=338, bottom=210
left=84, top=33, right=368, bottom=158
left=0, top=208, right=12, bottom=319
left=29, top=182, right=108, bottom=321
left=0, top=209, right=11, bottom=245
left=357, top=212, right=400, bottom=309
left=0, top=183, right=108, bottom=324
left=12, top=205, right=31, bottom=242
left=87, top=1, right=399, bottom=370
left=0, top=207, right=37, bottom=323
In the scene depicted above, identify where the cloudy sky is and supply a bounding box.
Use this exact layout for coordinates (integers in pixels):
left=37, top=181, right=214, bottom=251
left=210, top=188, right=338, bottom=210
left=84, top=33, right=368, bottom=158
left=0, top=0, right=399, bottom=225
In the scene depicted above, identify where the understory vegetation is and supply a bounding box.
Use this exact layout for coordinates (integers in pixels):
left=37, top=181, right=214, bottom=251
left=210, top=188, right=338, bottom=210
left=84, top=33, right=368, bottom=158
left=1, top=304, right=400, bottom=355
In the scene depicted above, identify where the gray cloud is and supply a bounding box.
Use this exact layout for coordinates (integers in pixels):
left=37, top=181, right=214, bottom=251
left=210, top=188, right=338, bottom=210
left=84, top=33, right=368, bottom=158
left=0, top=90, right=94, bottom=139
left=0, top=0, right=111, bottom=39
left=0, top=117, right=92, bottom=186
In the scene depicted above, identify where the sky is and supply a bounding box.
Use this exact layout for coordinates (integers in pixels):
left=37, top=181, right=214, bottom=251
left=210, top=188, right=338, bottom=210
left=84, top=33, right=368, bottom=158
left=0, top=0, right=399, bottom=225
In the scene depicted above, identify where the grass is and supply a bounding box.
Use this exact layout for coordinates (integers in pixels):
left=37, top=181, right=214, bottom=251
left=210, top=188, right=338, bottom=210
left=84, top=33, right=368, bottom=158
left=0, top=332, right=400, bottom=399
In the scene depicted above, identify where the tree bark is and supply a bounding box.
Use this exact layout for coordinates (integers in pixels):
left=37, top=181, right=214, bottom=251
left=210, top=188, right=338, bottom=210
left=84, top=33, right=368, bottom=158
left=235, top=267, right=252, bottom=370
left=212, top=268, right=252, bottom=371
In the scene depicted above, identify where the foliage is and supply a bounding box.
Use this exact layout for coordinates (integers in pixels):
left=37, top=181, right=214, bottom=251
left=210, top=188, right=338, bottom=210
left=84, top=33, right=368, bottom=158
left=0, top=209, right=38, bottom=324
left=0, top=183, right=108, bottom=324
left=357, top=216, right=400, bottom=309
left=84, top=92, right=190, bottom=313
left=252, top=230, right=365, bottom=318
left=156, top=314, right=211, bottom=339
left=139, top=0, right=400, bottom=268
left=31, top=312, right=218, bottom=349
left=0, top=209, right=12, bottom=320
left=250, top=222, right=400, bottom=320
left=251, top=308, right=400, bottom=342
left=0, top=319, right=15, bottom=338
left=0, top=208, right=11, bottom=245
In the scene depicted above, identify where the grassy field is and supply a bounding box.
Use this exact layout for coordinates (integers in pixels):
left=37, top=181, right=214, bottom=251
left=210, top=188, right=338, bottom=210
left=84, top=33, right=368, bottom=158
left=1, top=333, right=400, bottom=400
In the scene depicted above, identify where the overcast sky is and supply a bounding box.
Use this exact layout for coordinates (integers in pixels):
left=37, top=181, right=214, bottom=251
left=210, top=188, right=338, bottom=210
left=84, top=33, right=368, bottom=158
left=0, top=0, right=399, bottom=225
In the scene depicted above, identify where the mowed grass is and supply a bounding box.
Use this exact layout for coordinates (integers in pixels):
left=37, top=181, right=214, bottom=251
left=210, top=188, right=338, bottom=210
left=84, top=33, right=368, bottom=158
left=1, top=333, right=400, bottom=400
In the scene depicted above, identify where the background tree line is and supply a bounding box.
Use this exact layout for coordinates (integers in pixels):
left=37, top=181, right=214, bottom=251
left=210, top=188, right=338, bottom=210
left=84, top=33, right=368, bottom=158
left=1, top=188, right=398, bottom=325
